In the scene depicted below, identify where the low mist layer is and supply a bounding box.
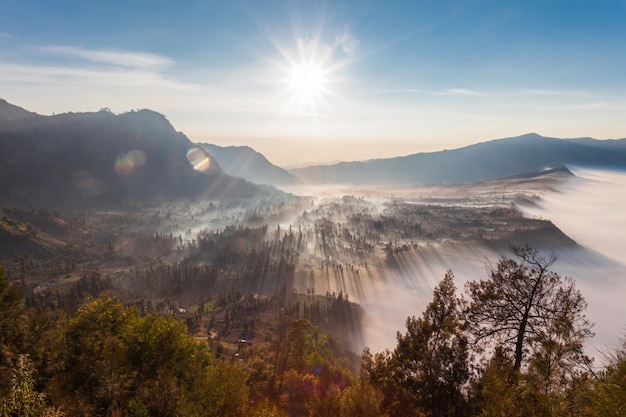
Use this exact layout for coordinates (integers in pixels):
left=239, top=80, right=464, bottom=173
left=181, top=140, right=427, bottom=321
left=521, top=168, right=626, bottom=354
left=287, top=168, right=626, bottom=357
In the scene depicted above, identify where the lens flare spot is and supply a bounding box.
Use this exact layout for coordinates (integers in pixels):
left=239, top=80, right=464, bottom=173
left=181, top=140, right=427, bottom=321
left=115, top=150, right=146, bottom=176
left=186, top=147, right=211, bottom=172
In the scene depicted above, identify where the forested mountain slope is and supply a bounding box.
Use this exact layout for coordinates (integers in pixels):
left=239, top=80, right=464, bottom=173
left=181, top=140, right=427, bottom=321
left=200, top=143, right=301, bottom=186
left=0, top=101, right=264, bottom=209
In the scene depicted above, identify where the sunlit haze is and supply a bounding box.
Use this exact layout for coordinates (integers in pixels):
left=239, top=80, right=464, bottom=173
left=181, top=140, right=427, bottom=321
left=354, top=169, right=626, bottom=355
left=1, top=1, right=626, bottom=166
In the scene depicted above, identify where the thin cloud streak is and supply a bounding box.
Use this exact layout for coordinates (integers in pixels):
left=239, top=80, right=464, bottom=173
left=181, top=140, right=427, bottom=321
left=520, top=89, right=587, bottom=96
left=0, top=61, right=195, bottom=90
left=532, top=101, right=626, bottom=112
left=383, top=87, right=489, bottom=97
left=1, top=44, right=189, bottom=91
left=40, top=45, right=174, bottom=69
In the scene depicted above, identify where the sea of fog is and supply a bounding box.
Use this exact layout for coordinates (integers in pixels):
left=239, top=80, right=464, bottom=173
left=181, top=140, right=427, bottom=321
left=522, top=168, right=626, bottom=356
left=358, top=168, right=626, bottom=360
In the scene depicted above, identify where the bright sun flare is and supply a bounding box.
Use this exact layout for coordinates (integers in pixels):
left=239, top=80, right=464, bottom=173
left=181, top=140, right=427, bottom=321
left=289, top=63, right=326, bottom=102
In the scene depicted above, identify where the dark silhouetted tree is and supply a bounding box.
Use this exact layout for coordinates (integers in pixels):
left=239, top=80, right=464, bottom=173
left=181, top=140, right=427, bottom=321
left=465, top=245, right=593, bottom=372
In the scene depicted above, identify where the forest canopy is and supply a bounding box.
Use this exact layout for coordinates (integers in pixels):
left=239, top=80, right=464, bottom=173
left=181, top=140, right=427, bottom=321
left=1, top=243, right=624, bottom=417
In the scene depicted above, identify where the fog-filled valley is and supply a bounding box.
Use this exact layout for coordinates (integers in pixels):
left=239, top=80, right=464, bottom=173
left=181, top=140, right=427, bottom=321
left=2, top=99, right=626, bottom=416
left=520, top=168, right=626, bottom=353
left=367, top=169, right=625, bottom=357
left=279, top=168, right=626, bottom=357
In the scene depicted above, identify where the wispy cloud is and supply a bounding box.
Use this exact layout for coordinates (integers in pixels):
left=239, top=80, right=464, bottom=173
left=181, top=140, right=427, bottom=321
left=520, top=88, right=587, bottom=97
left=0, top=61, right=192, bottom=90
left=532, top=101, right=625, bottom=111
left=335, top=26, right=359, bottom=57
left=0, top=44, right=195, bottom=91
left=384, top=87, right=489, bottom=97
left=437, top=88, right=487, bottom=97
left=39, top=45, right=173, bottom=69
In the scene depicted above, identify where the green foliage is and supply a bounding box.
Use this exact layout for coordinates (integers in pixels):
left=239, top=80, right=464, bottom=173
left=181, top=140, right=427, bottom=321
left=47, top=294, right=213, bottom=416
left=289, top=319, right=314, bottom=373
left=199, top=359, right=250, bottom=417
left=3, top=244, right=625, bottom=417
left=0, top=291, right=360, bottom=417
left=361, top=347, right=414, bottom=417
left=474, top=346, right=563, bottom=417
left=253, top=317, right=356, bottom=416
left=365, top=271, right=470, bottom=417
left=476, top=345, right=595, bottom=417
left=364, top=251, right=597, bottom=417
left=0, top=211, right=29, bottom=235
left=473, top=347, right=516, bottom=417
left=585, top=340, right=626, bottom=417
left=0, top=266, right=27, bottom=395
left=397, top=271, right=470, bottom=416
left=249, top=399, right=288, bottom=417
left=466, top=246, right=595, bottom=417
left=308, top=387, right=342, bottom=417
left=0, top=355, right=47, bottom=417
left=339, top=379, right=386, bottom=417
left=47, top=295, right=134, bottom=414
left=0, top=354, right=66, bottom=417
left=0, top=267, right=25, bottom=345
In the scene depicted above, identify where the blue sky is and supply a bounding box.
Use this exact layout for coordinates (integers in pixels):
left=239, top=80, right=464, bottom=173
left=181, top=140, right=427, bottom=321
left=1, top=0, right=625, bottom=165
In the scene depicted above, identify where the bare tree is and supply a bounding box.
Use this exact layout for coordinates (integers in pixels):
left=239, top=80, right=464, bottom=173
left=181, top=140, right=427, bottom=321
left=465, top=245, right=593, bottom=372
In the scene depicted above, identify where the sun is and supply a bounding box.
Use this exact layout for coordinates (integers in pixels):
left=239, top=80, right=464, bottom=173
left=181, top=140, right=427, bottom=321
left=289, top=62, right=327, bottom=102
left=274, top=31, right=357, bottom=114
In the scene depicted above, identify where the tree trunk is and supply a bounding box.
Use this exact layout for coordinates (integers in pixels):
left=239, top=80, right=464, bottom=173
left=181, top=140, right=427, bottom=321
left=514, top=314, right=528, bottom=371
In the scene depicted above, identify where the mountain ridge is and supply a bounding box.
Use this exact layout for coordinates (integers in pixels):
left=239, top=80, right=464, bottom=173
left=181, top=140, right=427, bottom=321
left=289, top=133, right=626, bottom=185
left=0, top=98, right=41, bottom=122
left=4, top=98, right=625, bottom=194
left=198, top=143, right=302, bottom=187
left=0, top=100, right=265, bottom=210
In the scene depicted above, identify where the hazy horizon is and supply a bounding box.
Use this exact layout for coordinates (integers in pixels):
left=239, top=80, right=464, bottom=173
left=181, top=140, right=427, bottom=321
left=12, top=95, right=625, bottom=168
left=2, top=1, right=626, bottom=166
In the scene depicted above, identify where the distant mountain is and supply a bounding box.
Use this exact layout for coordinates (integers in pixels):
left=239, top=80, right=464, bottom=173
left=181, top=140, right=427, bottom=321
left=0, top=100, right=263, bottom=210
left=289, top=133, right=626, bottom=185
left=199, top=143, right=302, bottom=186
left=502, top=162, right=575, bottom=181
left=0, top=98, right=41, bottom=122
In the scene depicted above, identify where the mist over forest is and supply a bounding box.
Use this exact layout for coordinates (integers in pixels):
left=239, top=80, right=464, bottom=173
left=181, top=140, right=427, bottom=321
left=1, top=99, right=626, bottom=417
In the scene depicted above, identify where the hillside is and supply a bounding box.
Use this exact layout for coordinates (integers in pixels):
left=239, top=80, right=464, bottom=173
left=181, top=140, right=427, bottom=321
left=0, top=101, right=264, bottom=210
left=0, top=98, right=41, bottom=122
left=289, top=133, right=626, bottom=185
left=199, top=143, right=302, bottom=186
